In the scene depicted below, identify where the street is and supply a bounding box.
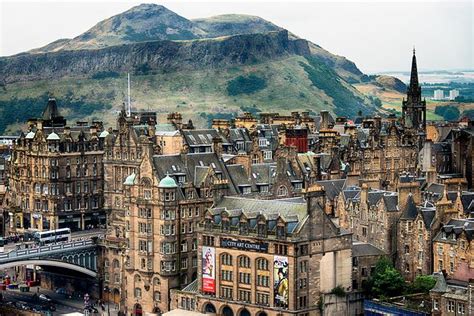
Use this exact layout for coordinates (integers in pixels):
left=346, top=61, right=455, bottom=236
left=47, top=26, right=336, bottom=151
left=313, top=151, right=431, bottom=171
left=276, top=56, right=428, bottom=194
left=1, top=285, right=119, bottom=315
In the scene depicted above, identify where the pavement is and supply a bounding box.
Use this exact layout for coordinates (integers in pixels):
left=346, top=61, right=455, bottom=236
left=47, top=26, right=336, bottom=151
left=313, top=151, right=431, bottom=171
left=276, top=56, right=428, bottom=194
left=1, top=286, right=119, bottom=315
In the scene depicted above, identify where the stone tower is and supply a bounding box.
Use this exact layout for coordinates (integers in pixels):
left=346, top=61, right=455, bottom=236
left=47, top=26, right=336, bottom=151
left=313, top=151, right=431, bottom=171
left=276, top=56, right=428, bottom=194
left=402, top=49, right=426, bottom=132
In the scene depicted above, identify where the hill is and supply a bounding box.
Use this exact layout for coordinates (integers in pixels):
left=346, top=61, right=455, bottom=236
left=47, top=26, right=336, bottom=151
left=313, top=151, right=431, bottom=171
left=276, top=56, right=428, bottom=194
left=0, top=3, right=391, bottom=134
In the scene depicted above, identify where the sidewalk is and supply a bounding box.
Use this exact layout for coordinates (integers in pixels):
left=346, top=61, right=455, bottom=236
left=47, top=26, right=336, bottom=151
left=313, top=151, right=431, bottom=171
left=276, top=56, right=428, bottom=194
left=33, top=286, right=119, bottom=315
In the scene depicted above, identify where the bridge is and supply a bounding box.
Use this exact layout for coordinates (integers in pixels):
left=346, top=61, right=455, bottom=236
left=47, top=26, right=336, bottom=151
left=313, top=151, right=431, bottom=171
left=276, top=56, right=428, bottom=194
left=0, top=239, right=99, bottom=276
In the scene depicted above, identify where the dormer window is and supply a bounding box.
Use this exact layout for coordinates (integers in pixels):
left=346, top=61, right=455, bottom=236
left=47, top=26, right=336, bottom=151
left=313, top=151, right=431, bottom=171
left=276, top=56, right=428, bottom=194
left=276, top=225, right=286, bottom=239
left=239, top=221, right=249, bottom=235
left=222, top=219, right=230, bottom=232
left=257, top=223, right=267, bottom=237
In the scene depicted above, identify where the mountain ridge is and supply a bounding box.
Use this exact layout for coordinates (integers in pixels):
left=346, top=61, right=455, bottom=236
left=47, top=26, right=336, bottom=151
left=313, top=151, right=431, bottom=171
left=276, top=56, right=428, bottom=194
left=0, top=3, right=398, bottom=134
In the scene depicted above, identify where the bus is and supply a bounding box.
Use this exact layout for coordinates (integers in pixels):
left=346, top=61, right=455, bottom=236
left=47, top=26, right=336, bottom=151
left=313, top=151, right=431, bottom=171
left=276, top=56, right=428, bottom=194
left=33, top=228, right=71, bottom=245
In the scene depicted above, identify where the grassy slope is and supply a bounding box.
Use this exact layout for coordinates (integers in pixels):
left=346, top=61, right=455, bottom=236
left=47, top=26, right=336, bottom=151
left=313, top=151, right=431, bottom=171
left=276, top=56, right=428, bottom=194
left=0, top=56, right=338, bottom=133
left=354, top=83, right=445, bottom=121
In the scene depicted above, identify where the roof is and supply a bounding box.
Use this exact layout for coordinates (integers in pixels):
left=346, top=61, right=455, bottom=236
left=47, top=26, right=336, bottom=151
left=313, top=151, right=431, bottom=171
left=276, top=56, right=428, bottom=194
left=401, top=194, right=418, bottom=219
left=352, top=242, right=385, bottom=257
left=159, top=175, right=178, bottom=188
left=46, top=132, right=60, bottom=140
left=181, top=279, right=198, bottom=293
left=123, top=173, right=136, bottom=186
left=316, top=179, right=346, bottom=200
left=99, top=130, right=109, bottom=138
left=430, top=272, right=447, bottom=293
left=25, top=131, right=35, bottom=139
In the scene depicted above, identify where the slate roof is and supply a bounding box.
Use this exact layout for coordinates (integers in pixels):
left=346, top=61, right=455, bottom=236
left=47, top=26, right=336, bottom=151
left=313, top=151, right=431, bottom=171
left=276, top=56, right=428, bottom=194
left=181, top=279, right=198, bottom=293
left=213, top=196, right=307, bottom=221
left=352, top=242, right=385, bottom=257
left=420, top=207, right=436, bottom=229
left=316, top=179, right=346, bottom=200
left=382, top=194, right=399, bottom=212
left=182, top=129, right=229, bottom=147
left=401, top=194, right=418, bottom=219
left=343, top=186, right=361, bottom=201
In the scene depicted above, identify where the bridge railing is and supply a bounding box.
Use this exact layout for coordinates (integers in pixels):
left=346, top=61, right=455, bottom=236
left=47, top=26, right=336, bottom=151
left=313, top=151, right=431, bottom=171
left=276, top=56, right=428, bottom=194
left=0, top=239, right=95, bottom=261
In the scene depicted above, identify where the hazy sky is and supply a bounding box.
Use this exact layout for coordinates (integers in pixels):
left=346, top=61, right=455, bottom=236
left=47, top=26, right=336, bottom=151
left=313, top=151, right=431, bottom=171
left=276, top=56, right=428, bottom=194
left=1, top=0, right=472, bottom=73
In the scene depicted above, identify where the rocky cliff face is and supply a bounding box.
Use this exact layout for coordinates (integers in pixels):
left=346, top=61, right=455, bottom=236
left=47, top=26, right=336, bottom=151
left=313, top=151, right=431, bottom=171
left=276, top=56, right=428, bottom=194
left=0, top=30, right=310, bottom=84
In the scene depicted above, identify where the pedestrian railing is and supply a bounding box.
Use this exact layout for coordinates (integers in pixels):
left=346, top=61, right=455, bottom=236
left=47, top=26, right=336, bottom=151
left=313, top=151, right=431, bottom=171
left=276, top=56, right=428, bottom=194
left=0, top=239, right=95, bottom=263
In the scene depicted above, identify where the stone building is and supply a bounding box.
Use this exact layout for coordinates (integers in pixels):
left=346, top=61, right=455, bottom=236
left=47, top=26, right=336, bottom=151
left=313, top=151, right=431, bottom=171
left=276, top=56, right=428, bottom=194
left=7, top=98, right=105, bottom=232
left=100, top=109, right=159, bottom=305
left=351, top=242, right=384, bottom=292
left=432, top=219, right=474, bottom=280
left=337, top=184, right=400, bottom=255
left=430, top=272, right=474, bottom=316
left=170, top=185, right=352, bottom=316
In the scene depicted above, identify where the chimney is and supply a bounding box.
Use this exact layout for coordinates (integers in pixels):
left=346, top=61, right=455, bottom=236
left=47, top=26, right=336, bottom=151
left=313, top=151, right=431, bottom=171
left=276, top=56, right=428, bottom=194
left=212, top=136, right=223, bottom=156
left=313, top=155, right=322, bottom=181
left=320, top=111, right=329, bottom=130
left=147, top=118, right=156, bottom=137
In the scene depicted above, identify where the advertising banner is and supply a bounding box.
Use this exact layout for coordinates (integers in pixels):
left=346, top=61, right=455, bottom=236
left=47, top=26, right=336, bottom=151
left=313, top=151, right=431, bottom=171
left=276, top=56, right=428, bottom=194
left=274, top=255, right=289, bottom=308
left=202, top=246, right=216, bottom=293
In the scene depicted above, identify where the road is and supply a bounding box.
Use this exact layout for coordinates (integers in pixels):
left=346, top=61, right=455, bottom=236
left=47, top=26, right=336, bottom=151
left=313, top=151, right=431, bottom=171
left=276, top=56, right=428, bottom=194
left=2, top=286, right=85, bottom=314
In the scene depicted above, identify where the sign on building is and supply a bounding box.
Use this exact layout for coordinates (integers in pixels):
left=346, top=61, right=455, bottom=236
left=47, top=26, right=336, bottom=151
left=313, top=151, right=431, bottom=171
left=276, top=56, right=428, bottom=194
left=202, top=246, right=216, bottom=293
left=274, top=255, right=289, bottom=308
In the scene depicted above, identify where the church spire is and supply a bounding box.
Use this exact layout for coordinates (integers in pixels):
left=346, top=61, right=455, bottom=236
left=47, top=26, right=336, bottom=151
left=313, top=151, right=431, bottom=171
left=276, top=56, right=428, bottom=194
left=409, top=47, right=419, bottom=91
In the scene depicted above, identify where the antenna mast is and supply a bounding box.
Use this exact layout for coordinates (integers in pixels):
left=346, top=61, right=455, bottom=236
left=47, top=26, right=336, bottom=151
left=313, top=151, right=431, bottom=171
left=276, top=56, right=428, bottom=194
left=127, top=73, right=131, bottom=117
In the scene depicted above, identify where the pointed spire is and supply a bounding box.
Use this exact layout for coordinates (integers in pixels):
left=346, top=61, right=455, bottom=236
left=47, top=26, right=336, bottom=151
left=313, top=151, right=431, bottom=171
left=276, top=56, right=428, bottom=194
left=409, top=47, right=419, bottom=90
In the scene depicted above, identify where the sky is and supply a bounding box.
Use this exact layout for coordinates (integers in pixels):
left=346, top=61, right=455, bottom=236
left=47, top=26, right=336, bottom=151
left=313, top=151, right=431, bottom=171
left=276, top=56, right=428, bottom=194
left=0, top=0, right=472, bottom=73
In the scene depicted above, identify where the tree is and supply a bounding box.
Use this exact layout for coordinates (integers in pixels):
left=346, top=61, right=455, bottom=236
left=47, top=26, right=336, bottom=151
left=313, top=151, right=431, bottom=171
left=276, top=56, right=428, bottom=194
left=410, top=275, right=436, bottom=293
left=365, top=257, right=405, bottom=298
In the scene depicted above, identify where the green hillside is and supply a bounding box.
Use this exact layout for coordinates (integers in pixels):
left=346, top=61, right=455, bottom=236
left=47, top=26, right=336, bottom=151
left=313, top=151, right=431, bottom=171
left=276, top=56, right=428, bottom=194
left=0, top=55, right=377, bottom=134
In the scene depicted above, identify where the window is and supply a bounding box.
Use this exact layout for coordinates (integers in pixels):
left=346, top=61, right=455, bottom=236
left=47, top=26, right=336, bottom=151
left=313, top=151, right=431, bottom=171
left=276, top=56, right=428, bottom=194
left=447, top=300, right=455, bottom=312
left=203, top=235, right=215, bottom=246
left=263, top=150, right=272, bottom=160
left=134, top=288, right=142, bottom=298
left=239, top=256, right=250, bottom=268
left=114, top=273, right=120, bottom=284
left=257, top=258, right=268, bottom=270
left=242, top=186, right=251, bottom=195
left=221, top=253, right=233, bottom=266
left=277, top=186, right=288, bottom=196
left=259, top=138, right=267, bottom=147
left=221, top=270, right=233, bottom=281
left=154, top=291, right=161, bottom=302
left=404, top=245, right=410, bottom=254
left=192, top=239, right=197, bottom=250
left=239, top=272, right=251, bottom=284
left=299, top=260, right=308, bottom=273
left=433, top=299, right=439, bottom=311
left=256, top=292, right=269, bottom=305
left=275, top=244, right=288, bottom=255
left=238, top=290, right=251, bottom=303
left=276, top=225, right=286, bottom=239
left=256, top=275, right=269, bottom=287
left=458, top=303, right=465, bottom=314
left=181, top=258, right=188, bottom=270
left=181, top=241, right=188, bottom=252
left=259, top=185, right=269, bottom=193
left=220, top=286, right=233, bottom=299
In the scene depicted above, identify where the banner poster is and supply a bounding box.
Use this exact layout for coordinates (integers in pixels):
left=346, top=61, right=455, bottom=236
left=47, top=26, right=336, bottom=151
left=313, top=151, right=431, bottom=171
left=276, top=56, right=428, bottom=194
left=202, top=246, right=216, bottom=293
left=273, top=255, right=289, bottom=308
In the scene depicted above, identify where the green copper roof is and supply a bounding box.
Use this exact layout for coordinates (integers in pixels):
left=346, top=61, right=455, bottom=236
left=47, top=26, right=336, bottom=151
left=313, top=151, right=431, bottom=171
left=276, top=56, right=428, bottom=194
left=159, top=175, right=177, bottom=188
left=123, top=172, right=136, bottom=186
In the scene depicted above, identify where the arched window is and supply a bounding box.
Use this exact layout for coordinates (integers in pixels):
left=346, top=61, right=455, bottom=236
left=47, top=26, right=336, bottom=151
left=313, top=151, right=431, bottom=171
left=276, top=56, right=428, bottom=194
left=113, top=259, right=120, bottom=269
left=277, top=186, right=288, bottom=196
left=238, top=255, right=250, bottom=268
left=134, top=275, right=141, bottom=283
left=104, top=258, right=110, bottom=268
left=221, top=253, right=233, bottom=266
left=256, top=258, right=268, bottom=271
left=134, top=288, right=142, bottom=298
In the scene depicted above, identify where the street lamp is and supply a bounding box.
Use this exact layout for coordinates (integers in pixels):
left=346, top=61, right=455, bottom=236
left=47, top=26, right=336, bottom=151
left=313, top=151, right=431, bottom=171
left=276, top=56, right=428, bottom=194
left=103, top=285, right=111, bottom=316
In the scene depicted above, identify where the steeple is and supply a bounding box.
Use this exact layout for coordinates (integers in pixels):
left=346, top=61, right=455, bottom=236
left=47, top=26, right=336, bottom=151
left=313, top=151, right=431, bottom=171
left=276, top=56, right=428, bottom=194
left=402, top=48, right=426, bottom=132
left=408, top=48, right=419, bottom=91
